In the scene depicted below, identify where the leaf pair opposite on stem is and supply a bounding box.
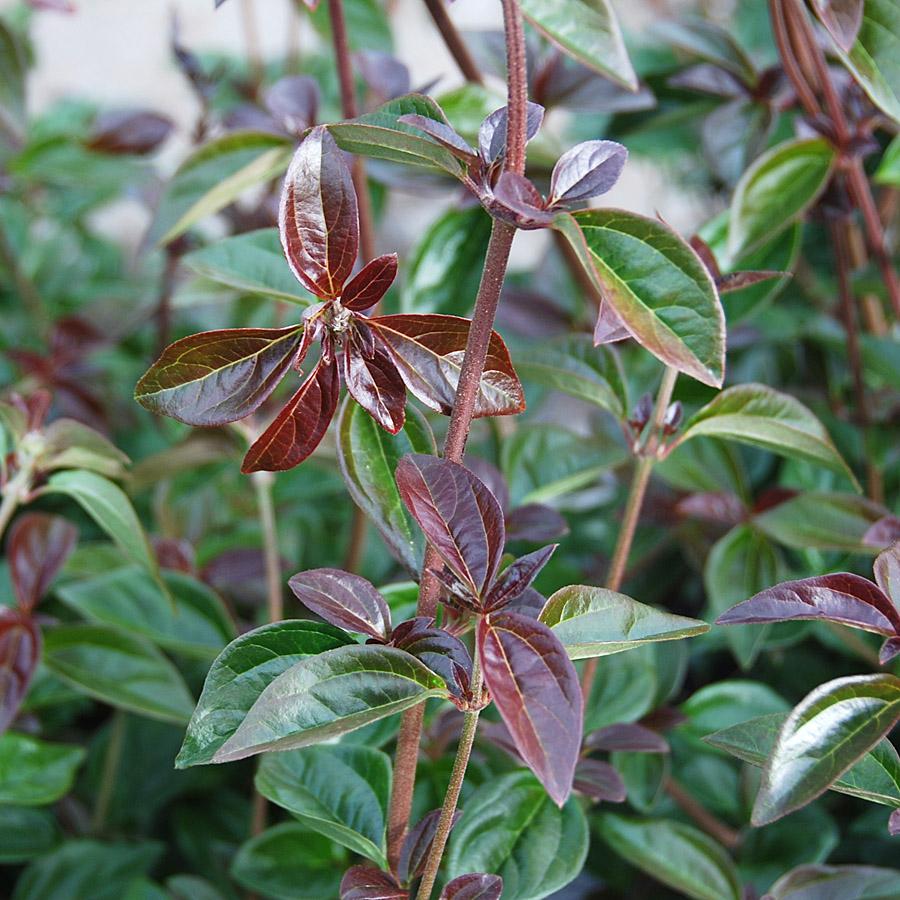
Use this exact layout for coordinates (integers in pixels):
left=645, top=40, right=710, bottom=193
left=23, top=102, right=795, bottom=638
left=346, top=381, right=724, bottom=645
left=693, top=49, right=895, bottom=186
left=136, top=126, right=524, bottom=473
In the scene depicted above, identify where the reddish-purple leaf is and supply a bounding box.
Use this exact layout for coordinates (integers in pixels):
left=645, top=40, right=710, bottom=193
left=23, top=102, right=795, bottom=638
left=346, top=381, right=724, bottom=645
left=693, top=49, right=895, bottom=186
left=505, top=504, right=569, bottom=542
left=874, top=543, right=900, bottom=607
left=342, top=254, right=399, bottom=311
left=548, top=140, right=627, bottom=205
left=483, top=545, right=557, bottom=613
left=0, top=612, right=41, bottom=736
left=396, top=454, right=506, bottom=598
left=370, top=315, right=525, bottom=417
left=890, top=809, right=900, bottom=836
left=9, top=513, right=79, bottom=614
left=396, top=114, right=480, bottom=167
left=135, top=327, right=304, bottom=426
left=353, top=50, right=411, bottom=102
left=398, top=808, right=463, bottom=885
left=151, top=536, right=196, bottom=573
left=343, top=342, right=407, bottom=434
left=288, top=568, right=391, bottom=640
left=503, top=586, right=547, bottom=619
left=87, top=110, right=173, bottom=155
left=715, top=270, right=784, bottom=293
left=492, top=173, right=555, bottom=229
left=573, top=758, right=627, bottom=803
left=593, top=302, right=631, bottom=345
left=439, top=874, right=503, bottom=900
left=340, top=867, right=406, bottom=900
left=880, top=637, right=900, bottom=666
left=391, top=618, right=472, bottom=699
left=583, top=723, right=669, bottom=754
left=477, top=611, right=583, bottom=806
left=676, top=491, right=747, bottom=525
left=865, top=516, right=900, bottom=548
left=265, top=75, right=321, bottom=136
left=716, top=573, right=900, bottom=636
left=810, top=0, right=863, bottom=52
left=463, top=458, right=510, bottom=512
left=280, top=126, right=359, bottom=299
left=478, top=102, right=545, bottom=164
left=241, top=359, right=340, bottom=472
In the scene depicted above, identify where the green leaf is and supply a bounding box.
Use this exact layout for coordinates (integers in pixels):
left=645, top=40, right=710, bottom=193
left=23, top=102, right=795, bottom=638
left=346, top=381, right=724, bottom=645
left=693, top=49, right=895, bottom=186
left=55, top=567, right=234, bottom=659
left=230, top=823, right=346, bottom=900
left=596, top=814, right=742, bottom=900
left=446, top=771, right=589, bottom=900
left=519, top=0, right=637, bottom=90
left=123, top=880, right=170, bottom=900
left=400, top=205, right=493, bottom=314
left=182, top=229, right=314, bottom=305
left=540, top=584, right=709, bottom=659
left=752, top=674, right=900, bottom=824
left=681, top=681, right=790, bottom=741
left=703, top=525, right=780, bottom=669
left=40, top=419, right=131, bottom=480
left=583, top=647, right=658, bottom=732
left=0, top=17, right=27, bottom=143
left=213, top=644, right=447, bottom=762
left=11, top=840, right=162, bottom=900
left=328, top=95, right=465, bottom=175
left=149, top=132, right=293, bottom=247
left=177, top=621, right=356, bottom=768
left=679, top=384, right=857, bottom=485
left=704, top=712, right=900, bottom=809
left=0, top=732, right=85, bottom=806
left=833, top=0, right=900, bottom=124
left=875, top=133, right=900, bottom=185
left=554, top=210, right=725, bottom=387
left=650, top=16, right=756, bottom=84
left=0, top=807, right=59, bottom=862
left=753, top=492, right=886, bottom=552
left=765, top=864, right=900, bottom=899
left=336, top=399, right=435, bottom=575
left=514, top=335, right=627, bottom=419
left=42, top=624, right=195, bottom=724
left=256, top=744, right=391, bottom=866
left=727, top=138, right=836, bottom=261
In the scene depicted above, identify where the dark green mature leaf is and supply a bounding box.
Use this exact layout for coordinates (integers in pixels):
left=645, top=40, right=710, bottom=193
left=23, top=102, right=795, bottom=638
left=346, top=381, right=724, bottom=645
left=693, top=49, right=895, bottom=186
left=540, top=585, right=709, bottom=659
left=213, top=645, right=447, bottom=762
left=329, top=94, right=465, bottom=175
left=0, top=732, right=85, bottom=805
left=446, top=771, right=589, bottom=900
left=520, top=0, right=637, bottom=89
left=678, top=383, right=857, bottom=485
left=753, top=674, right=900, bottom=825
left=55, top=567, right=234, bottom=659
left=704, top=526, right=780, bottom=670
left=513, top=336, right=626, bottom=419
left=704, top=712, right=900, bottom=808
left=765, top=863, right=900, bottom=899
left=811, top=0, right=864, bottom=52
left=231, top=823, right=345, bottom=900
left=834, top=0, right=900, bottom=124
left=256, top=745, right=391, bottom=866
left=182, top=229, right=315, bottom=305
left=136, top=327, right=303, bottom=426
left=596, top=814, right=742, bottom=900
left=149, top=132, right=293, bottom=247
left=371, top=314, right=525, bottom=417
left=727, top=138, right=836, bottom=261
left=43, top=624, right=195, bottom=723
left=554, top=210, right=725, bottom=387
left=177, top=621, right=355, bottom=768
left=337, top=400, right=435, bottom=575
left=0, top=807, right=59, bottom=862
left=477, top=613, right=582, bottom=806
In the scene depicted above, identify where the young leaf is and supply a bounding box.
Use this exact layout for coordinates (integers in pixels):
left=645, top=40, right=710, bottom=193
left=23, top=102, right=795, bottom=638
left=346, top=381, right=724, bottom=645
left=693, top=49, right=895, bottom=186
left=553, top=210, right=725, bottom=387
left=753, top=674, right=900, bottom=825
left=519, top=0, right=638, bottom=90
left=342, top=253, right=398, bottom=311
left=573, top=758, right=627, bottom=803
left=727, top=138, right=836, bottom=261
left=477, top=612, right=582, bottom=806
left=390, top=618, right=473, bottom=700
left=477, top=102, right=545, bottom=165
left=343, top=343, right=407, bottom=434
left=241, top=359, right=340, bottom=473
left=371, top=314, right=525, bottom=417
left=0, top=732, right=85, bottom=806
left=177, top=621, right=355, bottom=768
left=584, top=723, right=669, bottom=754
left=810, top=0, right=864, bottom=52
left=0, top=614, right=41, bottom=736
left=548, top=140, right=628, bottom=205
left=395, top=453, right=506, bottom=598
left=540, top=585, right=709, bottom=659
left=874, top=542, right=900, bottom=604
left=280, top=126, right=359, bottom=299
left=399, top=808, right=463, bottom=885
left=341, top=866, right=407, bottom=900
left=677, top=383, right=858, bottom=486
left=483, top=545, right=557, bottom=613
left=135, top=327, right=304, bottom=426
left=288, top=568, right=391, bottom=641
left=87, top=110, right=173, bottom=155
left=8, top=514, right=78, bottom=613
left=765, top=864, right=900, bottom=900
left=440, top=874, right=502, bottom=900
left=395, top=114, right=479, bottom=166
left=213, top=644, right=447, bottom=762
left=649, top=16, right=756, bottom=84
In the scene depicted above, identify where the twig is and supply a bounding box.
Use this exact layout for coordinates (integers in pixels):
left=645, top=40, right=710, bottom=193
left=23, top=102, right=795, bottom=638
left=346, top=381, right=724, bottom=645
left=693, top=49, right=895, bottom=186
left=422, top=0, right=484, bottom=85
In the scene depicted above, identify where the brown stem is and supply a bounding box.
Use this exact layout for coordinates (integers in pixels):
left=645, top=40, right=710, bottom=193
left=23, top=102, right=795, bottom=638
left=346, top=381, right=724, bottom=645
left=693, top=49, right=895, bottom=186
left=769, top=0, right=820, bottom=118
left=423, top=0, right=484, bottom=85
left=665, top=777, right=741, bottom=850
left=501, top=0, right=528, bottom=176
left=343, top=501, right=369, bottom=574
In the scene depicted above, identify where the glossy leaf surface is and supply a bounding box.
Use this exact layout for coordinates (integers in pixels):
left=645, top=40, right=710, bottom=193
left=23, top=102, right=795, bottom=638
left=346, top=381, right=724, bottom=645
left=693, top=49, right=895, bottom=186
left=0, top=614, right=40, bottom=735
left=342, top=253, right=398, bottom=311
left=540, top=585, right=709, bottom=659
left=811, top=0, right=864, bottom=51
left=213, top=644, right=447, bottom=762
left=572, top=758, right=627, bottom=803
left=342, top=343, right=407, bottom=434
left=446, top=771, right=588, bottom=900
left=341, top=867, right=406, bottom=900
left=0, top=732, right=85, bottom=806
left=765, top=864, right=900, bottom=900
left=8, top=514, right=78, bottom=613
left=440, top=875, right=502, bottom=900
left=399, top=808, right=463, bottom=885
left=484, top=545, right=556, bottom=612
left=549, top=140, right=628, bottom=205
left=176, top=621, right=355, bottom=768
left=477, top=612, right=582, bottom=806
left=555, top=210, right=725, bottom=387
left=288, top=569, right=391, bottom=641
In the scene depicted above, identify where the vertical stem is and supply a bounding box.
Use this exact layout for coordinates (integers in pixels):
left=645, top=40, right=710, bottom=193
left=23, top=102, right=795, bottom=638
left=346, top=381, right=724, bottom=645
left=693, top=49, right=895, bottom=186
left=92, top=710, right=127, bottom=834
left=423, top=0, right=484, bottom=85
left=769, top=0, right=819, bottom=118
left=581, top=367, right=678, bottom=697
left=500, top=0, right=528, bottom=177
left=239, top=0, right=265, bottom=89
left=342, top=499, right=369, bottom=573
left=253, top=471, right=283, bottom=624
